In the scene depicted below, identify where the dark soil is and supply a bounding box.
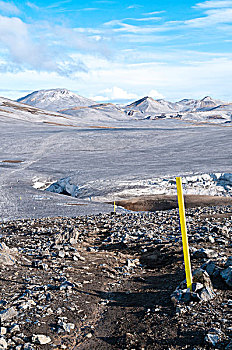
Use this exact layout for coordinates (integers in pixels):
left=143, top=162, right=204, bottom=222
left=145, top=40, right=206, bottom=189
left=116, top=194, right=232, bottom=211
left=0, top=205, right=231, bottom=350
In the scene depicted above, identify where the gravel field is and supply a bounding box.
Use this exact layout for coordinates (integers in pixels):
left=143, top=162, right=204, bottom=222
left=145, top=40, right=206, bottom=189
left=0, top=205, right=231, bottom=349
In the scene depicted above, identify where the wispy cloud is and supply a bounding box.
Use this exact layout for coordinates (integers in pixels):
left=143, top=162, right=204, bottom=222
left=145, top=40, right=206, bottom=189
left=46, top=0, right=71, bottom=9
left=26, top=2, right=98, bottom=13
left=104, top=2, right=232, bottom=37
left=118, top=33, right=177, bottom=43
left=104, top=19, right=172, bottom=34
left=143, top=11, right=166, bottom=15
left=0, top=1, right=21, bottom=15
left=79, top=8, right=99, bottom=11
left=26, top=2, right=40, bottom=11
left=53, top=25, right=108, bottom=53
left=100, top=2, right=232, bottom=47
left=51, top=7, right=99, bottom=13
left=185, top=8, right=232, bottom=27
left=128, top=17, right=162, bottom=22
left=105, top=16, right=162, bottom=24
left=94, top=0, right=115, bottom=3
left=194, top=1, right=232, bottom=9
left=127, top=4, right=143, bottom=9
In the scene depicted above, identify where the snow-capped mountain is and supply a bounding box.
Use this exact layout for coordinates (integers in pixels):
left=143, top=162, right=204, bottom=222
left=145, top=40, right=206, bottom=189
left=178, top=96, right=226, bottom=112
left=13, top=89, right=232, bottom=125
left=122, top=95, right=231, bottom=123
left=125, top=96, right=178, bottom=114
left=123, top=95, right=231, bottom=116
left=125, top=95, right=227, bottom=114
left=17, top=88, right=96, bottom=112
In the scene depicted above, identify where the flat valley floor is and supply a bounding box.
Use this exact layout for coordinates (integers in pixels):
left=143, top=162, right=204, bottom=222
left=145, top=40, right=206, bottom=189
left=0, top=118, right=232, bottom=220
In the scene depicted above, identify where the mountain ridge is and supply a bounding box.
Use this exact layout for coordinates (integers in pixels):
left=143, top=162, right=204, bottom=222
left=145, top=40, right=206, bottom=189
left=17, top=88, right=96, bottom=112
left=16, top=88, right=231, bottom=114
left=0, top=88, right=228, bottom=125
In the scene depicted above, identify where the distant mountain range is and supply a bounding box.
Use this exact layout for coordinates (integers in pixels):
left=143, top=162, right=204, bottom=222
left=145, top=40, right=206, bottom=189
left=0, top=88, right=231, bottom=126
left=17, top=88, right=232, bottom=114
left=124, top=95, right=228, bottom=115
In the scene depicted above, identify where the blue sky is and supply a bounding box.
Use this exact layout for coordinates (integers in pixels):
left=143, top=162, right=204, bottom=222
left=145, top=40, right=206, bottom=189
left=0, top=0, right=232, bottom=102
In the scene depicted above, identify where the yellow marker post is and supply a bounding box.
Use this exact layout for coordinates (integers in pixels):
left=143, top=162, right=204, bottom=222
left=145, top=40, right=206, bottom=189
left=114, top=201, right=116, bottom=213
left=176, top=177, right=192, bottom=290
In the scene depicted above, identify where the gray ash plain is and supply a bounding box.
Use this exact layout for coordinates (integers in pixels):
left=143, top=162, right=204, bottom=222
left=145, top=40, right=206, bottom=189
left=0, top=118, right=232, bottom=220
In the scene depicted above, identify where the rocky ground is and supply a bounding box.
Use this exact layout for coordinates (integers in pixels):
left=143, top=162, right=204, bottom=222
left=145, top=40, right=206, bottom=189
left=0, top=205, right=231, bottom=350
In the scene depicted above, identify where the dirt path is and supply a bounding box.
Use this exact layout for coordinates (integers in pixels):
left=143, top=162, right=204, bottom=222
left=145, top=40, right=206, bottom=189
left=116, top=194, right=232, bottom=211
left=0, top=206, right=231, bottom=349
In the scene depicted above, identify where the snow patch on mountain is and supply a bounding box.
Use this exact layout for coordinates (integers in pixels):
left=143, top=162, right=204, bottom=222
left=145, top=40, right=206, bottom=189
left=61, top=103, right=131, bottom=121
left=0, top=96, right=72, bottom=124
left=0, top=95, right=129, bottom=125
left=17, top=88, right=96, bottom=112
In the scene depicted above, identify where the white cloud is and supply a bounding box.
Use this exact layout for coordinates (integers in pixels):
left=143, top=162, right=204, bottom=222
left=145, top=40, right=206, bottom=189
left=148, top=89, right=165, bottom=99
left=0, top=1, right=232, bottom=103
left=194, top=1, right=232, bottom=9
left=46, top=0, right=71, bottom=10
left=104, top=18, right=177, bottom=35
left=127, top=4, right=143, bottom=9
left=53, top=7, right=99, bottom=13
left=126, top=17, right=162, bottom=22
left=94, top=0, right=115, bottom=3
left=0, top=16, right=40, bottom=64
left=91, top=95, right=108, bottom=101
left=79, top=8, right=99, bottom=11
left=0, top=15, right=108, bottom=76
left=105, top=2, right=232, bottom=35
left=93, top=87, right=139, bottom=101
left=1, top=52, right=232, bottom=102
left=0, top=1, right=20, bottom=15
left=185, top=8, right=232, bottom=27
left=108, top=21, right=163, bottom=34
left=143, top=11, right=166, bottom=15
left=118, top=33, right=176, bottom=43
left=78, top=53, right=232, bottom=101
left=0, top=15, right=69, bottom=74
left=26, top=2, right=40, bottom=10
left=54, top=26, right=108, bottom=53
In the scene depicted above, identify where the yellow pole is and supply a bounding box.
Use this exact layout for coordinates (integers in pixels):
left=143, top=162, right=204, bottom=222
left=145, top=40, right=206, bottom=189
left=114, top=201, right=116, bottom=213
left=176, top=177, right=192, bottom=290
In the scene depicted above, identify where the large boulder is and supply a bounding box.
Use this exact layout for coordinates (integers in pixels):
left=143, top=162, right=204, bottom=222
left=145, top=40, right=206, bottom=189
left=32, top=334, right=51, bottom=345
left=171, top=269, right=215, bottom=304
left=221, top=267, right=232, bottom=287
left=0, top=242, right=18, bottom=266
left=45, top=177, right=79, bottom=197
